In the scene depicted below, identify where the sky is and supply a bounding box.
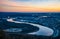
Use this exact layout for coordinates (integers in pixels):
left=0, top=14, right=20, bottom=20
left=0, top=0, right=60, bottom=12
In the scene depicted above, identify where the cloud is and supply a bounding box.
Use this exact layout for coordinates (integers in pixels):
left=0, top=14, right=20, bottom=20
left=10, top=0, right=31, bottom=2
left=1, top=0, right=60, bottom=7
left=9, top=0, right=60, bottom=5
left=10, top=0, right=60, bottom=2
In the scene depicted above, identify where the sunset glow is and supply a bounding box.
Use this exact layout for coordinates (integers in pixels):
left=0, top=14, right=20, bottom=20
left=0, top=0, right=60, bottom=12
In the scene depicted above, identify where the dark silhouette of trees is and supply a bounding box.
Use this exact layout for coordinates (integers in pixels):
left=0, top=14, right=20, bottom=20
left=0, top=29, right=5, bottom=39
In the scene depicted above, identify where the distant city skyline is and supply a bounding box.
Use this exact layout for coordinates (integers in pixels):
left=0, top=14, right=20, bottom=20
left=1, top=0, right=60, bottom=12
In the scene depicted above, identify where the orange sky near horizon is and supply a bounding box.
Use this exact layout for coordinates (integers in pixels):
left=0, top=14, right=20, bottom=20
left=0, top=0, right=60, bottom=12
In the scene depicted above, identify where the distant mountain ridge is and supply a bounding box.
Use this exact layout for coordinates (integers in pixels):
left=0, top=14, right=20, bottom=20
left=0, top=12, right=60, bottom=18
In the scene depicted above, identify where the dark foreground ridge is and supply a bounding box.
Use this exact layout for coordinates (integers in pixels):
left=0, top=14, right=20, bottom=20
left=0, top=30, right=60, bottom=39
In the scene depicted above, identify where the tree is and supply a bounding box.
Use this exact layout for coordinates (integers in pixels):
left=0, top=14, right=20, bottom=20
left=0, top=29, right=5, bottom=39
